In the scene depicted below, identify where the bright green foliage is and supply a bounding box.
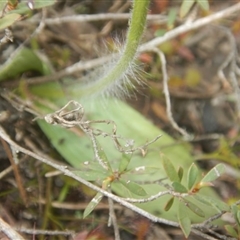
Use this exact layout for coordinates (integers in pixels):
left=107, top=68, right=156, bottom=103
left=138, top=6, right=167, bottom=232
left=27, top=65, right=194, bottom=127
left=0, top=0, right=234, bottom=238
left=118, top=153, right=132, bottom=173
left=225, top=225, right=239, bottom=238
left=187, top=163, right=200, bottom=191
left=194, top=195, right=230, bottom=212
left=11, top=0, right=56, bottom=14
left=178, top=201, right=191, bottom=238
left=0, top=0, right=55, bottom=30
left=180, top=0, right=209, bottom=18
left=164, top=197, right=174, bottom=211
left=172, top=182, right=187, bottom=193
left=185, top=200, right=205, bottom=217
left=83, top=192, right=103, bottom=218
left=118, top=179, right=147, bottom=196
left=177, top=167, right=184, bottom=182
left=162, top=154, right=180, bottom=182
left=0, top=13, right=21, bottom=30
left=93, top=138, right=112, bottom=171
left=196, top=0, right=209, bottom=11
left=201, top=163, right=225, bottom=183
left=0, top=47, right=51, bottom=80
left=180, top=0, right=195, bottom=18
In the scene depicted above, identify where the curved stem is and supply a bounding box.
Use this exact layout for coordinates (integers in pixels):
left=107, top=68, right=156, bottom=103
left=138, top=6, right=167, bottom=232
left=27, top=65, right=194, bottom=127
left=77, top=0, right=150, bottom=97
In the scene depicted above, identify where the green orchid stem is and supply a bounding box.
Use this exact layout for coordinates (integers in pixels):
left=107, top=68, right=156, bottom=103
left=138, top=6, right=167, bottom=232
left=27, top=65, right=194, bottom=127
left=78, top=0, right=150, bottom=97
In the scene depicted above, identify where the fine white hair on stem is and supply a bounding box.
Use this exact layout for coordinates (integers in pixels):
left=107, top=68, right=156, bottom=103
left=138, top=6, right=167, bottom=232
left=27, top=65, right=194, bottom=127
left=24, top=2, right=240, bottom=87
left=70, top=40, right=144, bottom=100
left=152, top=48, right=190, bottom=138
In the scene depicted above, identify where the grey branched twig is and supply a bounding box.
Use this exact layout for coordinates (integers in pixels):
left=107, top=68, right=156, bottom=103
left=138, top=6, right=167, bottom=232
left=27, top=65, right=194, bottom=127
left=44, top=101, right=162, bottom=160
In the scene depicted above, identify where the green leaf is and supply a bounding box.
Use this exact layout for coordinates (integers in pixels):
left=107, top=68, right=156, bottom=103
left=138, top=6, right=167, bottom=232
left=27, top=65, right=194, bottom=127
left=172, top=182, right=187, bottom=193
left=118, top=153, right=132, bottom=173
left=167, top=8, right=177, bottom=29
left=11, top=0, right=56, bottom=14
left=201, top=164, right=225, bottom=183
left=73, top=169, right=109, bottom=182
left=164, top=197, right=174, bottom=211
left=0, top=47, right=51, bottom=81
left=187, top=163, right=200, bottom=191
left=224, top=225, right=238, bottom=238
left=71, top=159, right=110, bottom=181
left=118, top=179, right=147, bottom=196
left=83, top=192, right=103, bottom=218
left=185, top=200, right=205, bottom=217
left=38, top=98, right=223, bottom=223
left=162, top=154, right=180, bottom=182
left=231, top=205, right=240, bottom=225
left=94, top=138, right=112, bottom=171
left=180, top=0, right=195, bottom=18
left=196, top=0, right=209, bottom=11
left=0, top=13, right=21, bottom=30
left=194, top=195, right=230, bottom=212
left=178, top=201, right=191, bottom=238
left=237, top=211, right=240, bottom=227
left=177, top=167, right=184, bottom=182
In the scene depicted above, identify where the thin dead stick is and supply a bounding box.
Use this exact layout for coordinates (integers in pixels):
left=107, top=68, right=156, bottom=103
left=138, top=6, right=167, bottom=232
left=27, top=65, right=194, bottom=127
left=191, top=229, right=219, bottom=240
left=16, top=228, right=74, bottom=236
left=140, top=2, right=240, bottom=52
left=28, top=13, right=167, bottom=25
left=0, top=165, right=13, bottom=179
left=0, top=217, right=25, bottom=240
left=0, top=124, right=179, bottom=227
left=152, top=48, right=190, bottom=138
left=23, top=2, right=240, bottom=86
left=108, top=192, right=121, bottom=240
left=1, top=8, right=46, bottom=71
left=0, top=123, right=227, bottom=239
left=0, top=138, right=28, bottom=206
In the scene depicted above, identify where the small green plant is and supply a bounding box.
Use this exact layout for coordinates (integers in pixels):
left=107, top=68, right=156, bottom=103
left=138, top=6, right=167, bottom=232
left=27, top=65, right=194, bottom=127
left=43, top=100, right=231, bottom=238
left=1, top=0, right=239, bottom=239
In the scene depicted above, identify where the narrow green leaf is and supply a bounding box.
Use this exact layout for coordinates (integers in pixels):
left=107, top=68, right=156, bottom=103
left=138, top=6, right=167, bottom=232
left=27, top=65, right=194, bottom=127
left=0, top=13, right=21, bottom=30
left=178, top=201, right=191, bottom=238
left=237, top=211, right=240, bottom=227
left=180, top=0, right=195, bottom=18
left=72, top=161, right=110, bottom=181
left=164, top=197, right=174, bottom=211
left=83, top=192, right=103, bottom=218
left=196, top=0, right=209, bottom=11
left=119, top=179, right=147, bottom=196
left=185, top=200, right=205, bottom=217
left=187, top=163, right=200, bottom=190
left=231, top=205, right=240, bottom=225
left=167, top=8, right=177, bottom=29
left=94, top=138, right=112, bottom=171
left=118, top=153, right=132, bottom=173
left=73, top=169, right=108, bottom=181
left=172, top=182, right=188, bottom=193
left=201, top=164, right=225, bottom=183
left=0, top=47, right=51, bottom=81
left=11, top=0, right=56, bottom=14
left=177, top=167, right=184, bottom=182
left=194, top=195, right=230, bottom=212
left=161, top=154, right=180, bottom=182
left=224, top=225, right=238, bottom=238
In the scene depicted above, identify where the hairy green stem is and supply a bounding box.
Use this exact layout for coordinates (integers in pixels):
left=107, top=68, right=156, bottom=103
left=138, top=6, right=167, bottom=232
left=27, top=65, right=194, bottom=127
left=77, top=0, right=150, bottom=97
